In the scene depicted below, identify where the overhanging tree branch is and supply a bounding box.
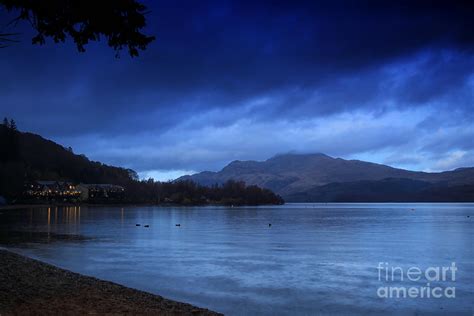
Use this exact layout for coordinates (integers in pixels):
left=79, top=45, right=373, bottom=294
left=0, top=0, right=155, bottom=56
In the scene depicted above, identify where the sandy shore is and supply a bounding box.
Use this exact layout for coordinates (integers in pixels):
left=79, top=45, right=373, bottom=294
left=0, top=250, right=221, bottom=315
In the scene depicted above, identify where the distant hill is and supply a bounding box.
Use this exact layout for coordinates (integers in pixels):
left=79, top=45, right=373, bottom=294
left=0, top=123, right=283, bottom=206
left=178, top=153, right=474, bottom=202
left=285, top=178, right=474, bottom=202
left=0, top=123, right=135, bottom=198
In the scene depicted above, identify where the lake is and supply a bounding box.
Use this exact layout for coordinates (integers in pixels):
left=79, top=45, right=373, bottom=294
left=1, top=203, right=473, bottom=315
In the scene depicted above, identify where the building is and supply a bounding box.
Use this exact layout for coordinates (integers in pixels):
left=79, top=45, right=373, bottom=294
left=76, top=184, right=125, bottom=201
left=24, top=181, right=124, bottom=201
left=24, top=181, right=81, bottom=200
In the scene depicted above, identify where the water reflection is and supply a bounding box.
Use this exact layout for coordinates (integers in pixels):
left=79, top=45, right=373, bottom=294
left=1, top=206, right=84, bottom=241
left=0, top=206, right=86, bottom=245
left=0, top=204, right=473, bottom=315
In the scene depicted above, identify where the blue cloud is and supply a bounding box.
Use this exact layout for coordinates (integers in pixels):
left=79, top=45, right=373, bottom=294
left=0, top=1, right=473, bottom=180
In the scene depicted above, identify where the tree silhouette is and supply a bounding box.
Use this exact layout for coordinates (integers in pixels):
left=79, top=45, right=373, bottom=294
left=9, top=119, right=16, bottom=131
left=0, top=0, right=155, bottom=56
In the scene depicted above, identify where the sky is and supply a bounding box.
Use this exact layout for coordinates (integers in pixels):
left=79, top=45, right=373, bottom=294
left=1, top=0, right=473, bottom=180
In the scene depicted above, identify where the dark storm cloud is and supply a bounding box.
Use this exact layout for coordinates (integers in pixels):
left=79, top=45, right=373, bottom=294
left=1, top=0, right=473, bottom=177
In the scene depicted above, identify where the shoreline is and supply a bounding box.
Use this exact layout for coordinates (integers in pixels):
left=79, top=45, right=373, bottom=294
left=0, top=249, right=221, bottom=315
left=1, top=201, right=472, bottom=211
left=0, top=201, right=284, bottom=210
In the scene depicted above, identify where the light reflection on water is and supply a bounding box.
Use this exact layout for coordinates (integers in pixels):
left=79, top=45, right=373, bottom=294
left=1, top=203, right=473, bottom=315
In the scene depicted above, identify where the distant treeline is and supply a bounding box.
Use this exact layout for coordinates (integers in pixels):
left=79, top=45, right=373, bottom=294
left=0, top=120, right=283, bottom=206
left=124, top=179, right=284, bottom=206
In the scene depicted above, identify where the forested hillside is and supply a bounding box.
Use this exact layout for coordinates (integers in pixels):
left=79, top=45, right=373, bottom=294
left=0, top=121, right=283, bottom=206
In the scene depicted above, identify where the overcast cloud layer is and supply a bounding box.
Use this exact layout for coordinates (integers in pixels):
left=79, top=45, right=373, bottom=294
left=1, top=0, right=473, bottom=180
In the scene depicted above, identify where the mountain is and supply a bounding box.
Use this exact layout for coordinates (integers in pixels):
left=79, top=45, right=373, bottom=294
left=178, top=153, right=474, bottom=202
left=285, top=178, right=474, bottom=202
left=0, top=124, right=283, bottom=206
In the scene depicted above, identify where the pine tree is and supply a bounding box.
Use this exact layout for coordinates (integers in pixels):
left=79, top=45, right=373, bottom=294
left=9, top=119, right=17, bottom=131
left=2, top=117, right=8, bottom=127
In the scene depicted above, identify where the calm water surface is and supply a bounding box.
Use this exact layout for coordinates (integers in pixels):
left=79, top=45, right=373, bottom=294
left=1, top=203, right=473, bottom=315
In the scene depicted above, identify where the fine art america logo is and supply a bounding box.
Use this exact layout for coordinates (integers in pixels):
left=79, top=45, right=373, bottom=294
left=377, top=262, right=457, bottom=299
